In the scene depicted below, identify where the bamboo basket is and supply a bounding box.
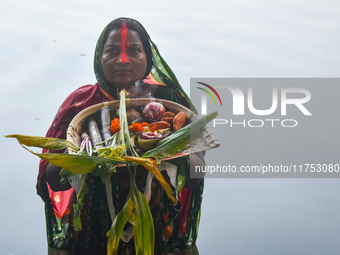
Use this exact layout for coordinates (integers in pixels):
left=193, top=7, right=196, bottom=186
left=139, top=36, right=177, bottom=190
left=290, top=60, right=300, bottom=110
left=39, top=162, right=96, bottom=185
left=66, top=98, right=219, bottom=159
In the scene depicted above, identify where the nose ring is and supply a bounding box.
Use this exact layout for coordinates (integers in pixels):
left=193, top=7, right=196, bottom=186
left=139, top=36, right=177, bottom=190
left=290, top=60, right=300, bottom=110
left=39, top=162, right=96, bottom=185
left=117, top=58, right=130, bottom=63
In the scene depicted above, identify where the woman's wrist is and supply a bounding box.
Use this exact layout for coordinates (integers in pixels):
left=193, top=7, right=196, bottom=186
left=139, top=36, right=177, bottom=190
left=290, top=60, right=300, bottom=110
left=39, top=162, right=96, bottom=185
left=45, top=163, right=71, bottom=191
left=185, top=153, right=205, bottom=187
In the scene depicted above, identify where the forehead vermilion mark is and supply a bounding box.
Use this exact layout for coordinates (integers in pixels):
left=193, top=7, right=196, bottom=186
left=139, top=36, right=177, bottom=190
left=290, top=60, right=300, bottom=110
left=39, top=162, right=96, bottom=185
left=120, top=22, right=128, bottom=62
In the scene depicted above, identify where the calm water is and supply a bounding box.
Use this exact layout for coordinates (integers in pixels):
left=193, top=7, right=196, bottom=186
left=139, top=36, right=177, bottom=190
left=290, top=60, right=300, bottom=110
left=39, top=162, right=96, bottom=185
left=1, top=0, right=340, bottom=254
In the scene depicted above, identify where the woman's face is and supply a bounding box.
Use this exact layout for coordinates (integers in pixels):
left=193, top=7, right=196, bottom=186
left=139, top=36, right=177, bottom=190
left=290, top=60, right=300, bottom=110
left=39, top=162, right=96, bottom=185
left=101, top=27, right=148, bottom=90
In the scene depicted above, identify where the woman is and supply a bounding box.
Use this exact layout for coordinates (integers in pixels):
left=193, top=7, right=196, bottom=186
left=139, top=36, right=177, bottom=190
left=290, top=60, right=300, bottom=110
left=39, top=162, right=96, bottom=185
left=37, top=17, right=205, bottom=255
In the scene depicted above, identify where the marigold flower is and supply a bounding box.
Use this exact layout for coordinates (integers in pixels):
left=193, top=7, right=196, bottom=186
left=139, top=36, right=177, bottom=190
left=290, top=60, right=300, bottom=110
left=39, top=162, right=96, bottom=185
left=129, top=123, right=144, bottom=132
left=110, top=118, right=121, bottom=134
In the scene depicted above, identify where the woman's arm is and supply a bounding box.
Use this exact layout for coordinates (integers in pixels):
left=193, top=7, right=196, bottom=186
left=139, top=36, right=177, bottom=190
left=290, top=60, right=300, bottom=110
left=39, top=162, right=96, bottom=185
left=185, top=152, right=205, bottom=188
left=45, top=163, right=71, bottom=191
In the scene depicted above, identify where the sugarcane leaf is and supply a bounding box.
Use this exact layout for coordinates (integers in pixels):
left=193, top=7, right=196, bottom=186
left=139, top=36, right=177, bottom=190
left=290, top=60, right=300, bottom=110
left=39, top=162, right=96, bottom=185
left=22, top=146, right=127, bottom=174
left=6, top=134, right=78, bottom=151
left=142, top=111, right=218, bottom=159
left=133, top=188, right=155, bottom=255
left=122, top=156, right=177, bottom=205
left=107, top=209, right=128, bottom=255
left=118, top=90, right=139, bottom=157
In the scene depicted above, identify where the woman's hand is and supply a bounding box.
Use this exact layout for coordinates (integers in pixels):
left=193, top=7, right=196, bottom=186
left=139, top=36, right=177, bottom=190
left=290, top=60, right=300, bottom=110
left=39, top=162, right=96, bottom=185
left=185, top=152, right=206, bottom=188
left=45, top=163, right=71, bottom=191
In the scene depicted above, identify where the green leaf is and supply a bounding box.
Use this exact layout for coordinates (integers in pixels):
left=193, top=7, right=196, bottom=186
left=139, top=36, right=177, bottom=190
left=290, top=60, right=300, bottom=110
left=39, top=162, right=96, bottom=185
left=123, top=196, right=138, bottom=227
left=98, top=145, right=126, bottom=158
left=122, top=156, right=177, bottom=205
left=60, top=169, right=75, bottom=184
left=106, top=166, right=154, bottom=255
left=5, top=134, right=78, bottom=151
left=142, top=111, right=218, bottom=158
left=133, top=188, right=155, bottom=255
left=73, top=174, right=88, bottom=231
left=23, top=146, right=126, bottom=175
left=91, top=164, right=112, bottom=180
left=39, top=153, right=126, bottom=175
left=106, top=206, right=128, bottom=255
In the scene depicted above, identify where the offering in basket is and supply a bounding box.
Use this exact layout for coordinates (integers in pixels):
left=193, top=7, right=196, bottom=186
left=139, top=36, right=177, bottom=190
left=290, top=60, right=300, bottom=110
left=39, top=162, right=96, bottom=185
left=66, top=97, right=219, bottom=160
